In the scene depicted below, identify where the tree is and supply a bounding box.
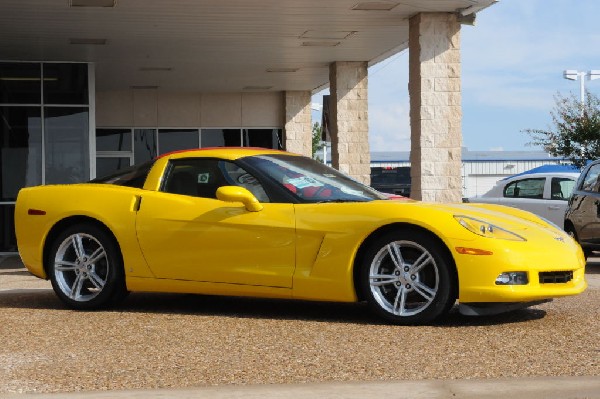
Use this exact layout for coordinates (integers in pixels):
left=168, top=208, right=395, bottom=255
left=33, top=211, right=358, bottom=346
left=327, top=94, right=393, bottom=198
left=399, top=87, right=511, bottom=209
left=312, top=122, right=325, bottom=160
left=524, top=92, right=600, bottom=168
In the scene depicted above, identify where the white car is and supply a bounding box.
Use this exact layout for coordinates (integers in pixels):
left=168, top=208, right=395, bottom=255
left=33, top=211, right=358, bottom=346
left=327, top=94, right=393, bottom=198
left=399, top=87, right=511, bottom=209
left=465, top=170, right=580, bottom=227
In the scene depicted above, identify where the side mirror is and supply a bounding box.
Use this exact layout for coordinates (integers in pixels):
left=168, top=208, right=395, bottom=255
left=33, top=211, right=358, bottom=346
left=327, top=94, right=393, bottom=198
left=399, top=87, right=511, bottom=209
left=216, top=186, right=263, bottom=212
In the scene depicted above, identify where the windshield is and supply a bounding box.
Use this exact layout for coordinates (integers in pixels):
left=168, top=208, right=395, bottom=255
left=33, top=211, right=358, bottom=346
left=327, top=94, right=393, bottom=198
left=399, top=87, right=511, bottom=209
left=243, top=154, right=387, bottom=203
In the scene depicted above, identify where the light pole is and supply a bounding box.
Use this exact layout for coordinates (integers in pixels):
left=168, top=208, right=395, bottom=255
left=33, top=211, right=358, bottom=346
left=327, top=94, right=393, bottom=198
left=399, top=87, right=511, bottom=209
left=563, top=70, right=600, bottom=103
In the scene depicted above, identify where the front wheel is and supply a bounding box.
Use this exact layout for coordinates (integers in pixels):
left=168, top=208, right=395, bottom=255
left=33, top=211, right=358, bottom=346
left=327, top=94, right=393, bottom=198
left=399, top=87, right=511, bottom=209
left=48, top=223, right=127, bottom=310
left=360, top=230, right=456, bottom=325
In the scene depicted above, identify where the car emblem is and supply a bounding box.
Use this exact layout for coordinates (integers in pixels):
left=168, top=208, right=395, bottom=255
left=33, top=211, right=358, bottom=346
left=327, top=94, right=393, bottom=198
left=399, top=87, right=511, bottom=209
left=554, top=237, right=565, bottom=242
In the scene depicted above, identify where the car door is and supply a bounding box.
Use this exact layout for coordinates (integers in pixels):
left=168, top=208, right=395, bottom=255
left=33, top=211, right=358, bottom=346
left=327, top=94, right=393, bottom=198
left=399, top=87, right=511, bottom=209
left=501, top=177, right=552, bottom=218
left=544, top=176, right=576, bottom=226
left=569, top=163, right=600, bottom=245
left=135, top=158, right=296, bottom=288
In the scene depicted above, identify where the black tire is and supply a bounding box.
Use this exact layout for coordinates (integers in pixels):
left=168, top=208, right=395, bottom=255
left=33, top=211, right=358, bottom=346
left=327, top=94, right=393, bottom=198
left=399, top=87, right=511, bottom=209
left=360, top=230, right=456, bottom=325
left=48, top=223, right=127, bottom=310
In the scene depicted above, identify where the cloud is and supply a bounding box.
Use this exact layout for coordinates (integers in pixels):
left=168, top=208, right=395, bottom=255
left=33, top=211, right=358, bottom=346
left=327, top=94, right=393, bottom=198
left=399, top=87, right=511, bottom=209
left=368, top=100, right=411, bottom=151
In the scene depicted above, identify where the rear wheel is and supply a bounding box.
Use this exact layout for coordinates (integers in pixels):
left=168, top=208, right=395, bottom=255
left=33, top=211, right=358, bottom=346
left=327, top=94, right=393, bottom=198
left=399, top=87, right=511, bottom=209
left=360, top=230, right=456, bottom=325
left=48, top=223, right=127, bottom=310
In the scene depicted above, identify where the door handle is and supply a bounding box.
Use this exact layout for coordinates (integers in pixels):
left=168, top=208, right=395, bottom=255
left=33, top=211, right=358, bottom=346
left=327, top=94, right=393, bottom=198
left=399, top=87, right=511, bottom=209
left=547, top=205, right=560, bottom=210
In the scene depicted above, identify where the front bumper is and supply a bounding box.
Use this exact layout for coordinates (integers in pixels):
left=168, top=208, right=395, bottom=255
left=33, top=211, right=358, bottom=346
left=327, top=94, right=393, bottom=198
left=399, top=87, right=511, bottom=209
left=453, top=237, right=587, bottom=303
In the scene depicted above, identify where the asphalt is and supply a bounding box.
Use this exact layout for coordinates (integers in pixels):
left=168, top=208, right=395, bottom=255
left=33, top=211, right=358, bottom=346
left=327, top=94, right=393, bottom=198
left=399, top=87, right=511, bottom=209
left=1, top=255, right=599, bottom=399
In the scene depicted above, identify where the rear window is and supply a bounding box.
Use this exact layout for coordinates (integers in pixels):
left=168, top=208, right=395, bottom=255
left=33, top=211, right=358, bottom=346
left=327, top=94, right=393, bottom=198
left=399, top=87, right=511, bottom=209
left=371, top=167, right=411, bottom=185
left=90, top=160, right=155, bottom=188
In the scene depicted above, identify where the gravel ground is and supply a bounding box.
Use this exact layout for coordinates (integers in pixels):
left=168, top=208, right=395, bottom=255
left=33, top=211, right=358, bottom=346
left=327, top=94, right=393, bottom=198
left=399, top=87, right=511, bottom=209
left=0, top=256, right=598, bottom=394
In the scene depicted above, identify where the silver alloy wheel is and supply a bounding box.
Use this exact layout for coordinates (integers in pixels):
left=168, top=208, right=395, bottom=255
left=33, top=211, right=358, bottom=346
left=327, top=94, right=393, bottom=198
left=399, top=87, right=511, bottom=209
left=369, top=240, right=439, bottom=316
left=53, top=233, right=110, bottom=302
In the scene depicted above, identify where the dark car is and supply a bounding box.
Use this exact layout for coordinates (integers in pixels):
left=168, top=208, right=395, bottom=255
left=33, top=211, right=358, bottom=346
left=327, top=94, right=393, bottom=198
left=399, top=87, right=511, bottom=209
left=564, top=159, right=600, bottom=258
left=370, top=166, right=411, bottom=197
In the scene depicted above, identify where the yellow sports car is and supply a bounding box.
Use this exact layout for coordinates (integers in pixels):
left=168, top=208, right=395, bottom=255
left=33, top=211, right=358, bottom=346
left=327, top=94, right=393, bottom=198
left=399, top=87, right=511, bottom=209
left=15, top=148, right=587, bottom=324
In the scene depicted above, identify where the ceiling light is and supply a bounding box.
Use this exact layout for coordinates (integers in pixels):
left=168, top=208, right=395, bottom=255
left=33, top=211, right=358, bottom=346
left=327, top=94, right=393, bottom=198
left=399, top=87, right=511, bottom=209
left=352, top=2, right=399, bottom=11
left=301, top=41, right=341, bottom=47
left=242, top=86, right=273, bottom=91
left=300, top=31, right=356, bottom=40
left=69, top=38, right=107, bottom=45
left=266, top=68, right=299, bottom=73
left=69, top=0, right=116, bottom=7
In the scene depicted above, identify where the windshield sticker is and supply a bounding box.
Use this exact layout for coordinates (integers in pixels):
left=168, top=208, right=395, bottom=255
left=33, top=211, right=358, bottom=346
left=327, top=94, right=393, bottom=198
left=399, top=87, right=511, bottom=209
left=198, top=173, right=210, bottom=184
left=287, top=176, right=323, bottom=189
left=341, top=187, right=364, bottom=196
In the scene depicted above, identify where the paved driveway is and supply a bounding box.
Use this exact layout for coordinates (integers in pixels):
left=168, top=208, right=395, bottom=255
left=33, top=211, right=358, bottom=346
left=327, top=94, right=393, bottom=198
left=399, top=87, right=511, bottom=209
left=0, top=256, right=598, bottom=395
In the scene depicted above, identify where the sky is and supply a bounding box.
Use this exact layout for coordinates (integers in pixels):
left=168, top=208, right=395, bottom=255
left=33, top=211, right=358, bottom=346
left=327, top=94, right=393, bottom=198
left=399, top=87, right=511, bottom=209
left=313, top=0, right=600, bottom=153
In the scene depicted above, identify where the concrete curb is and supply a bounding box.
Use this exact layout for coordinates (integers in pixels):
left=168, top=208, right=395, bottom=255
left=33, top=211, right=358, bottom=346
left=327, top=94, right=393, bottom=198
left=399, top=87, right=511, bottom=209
left=1, top=377, right=599, bottom=399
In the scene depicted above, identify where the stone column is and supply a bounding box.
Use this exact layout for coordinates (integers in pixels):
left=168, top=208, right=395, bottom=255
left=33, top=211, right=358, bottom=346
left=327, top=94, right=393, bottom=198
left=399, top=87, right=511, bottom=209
left=284, top=91, right=312, bottom=156
left=409, top=13, right=462, bottom=202
left=329, top=61, right=370, bottom=185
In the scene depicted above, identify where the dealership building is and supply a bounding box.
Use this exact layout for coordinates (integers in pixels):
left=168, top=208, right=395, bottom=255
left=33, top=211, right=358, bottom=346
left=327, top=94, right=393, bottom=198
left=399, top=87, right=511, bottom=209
left=0, top=0, right=498, bottom=253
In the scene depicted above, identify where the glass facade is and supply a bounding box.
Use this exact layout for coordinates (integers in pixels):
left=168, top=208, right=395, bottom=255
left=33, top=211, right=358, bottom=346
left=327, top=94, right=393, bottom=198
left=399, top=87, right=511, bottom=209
left=0, top=62, right=284, bottom=253
left=96, top=128, right=283, bottom=177
left=0, top=61, right=90, bottom=253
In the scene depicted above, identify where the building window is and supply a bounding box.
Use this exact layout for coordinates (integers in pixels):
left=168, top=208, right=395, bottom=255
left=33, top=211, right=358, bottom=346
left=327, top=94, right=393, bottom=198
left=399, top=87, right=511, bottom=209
left=0, top=61, right=90, bottom=253
left=158, top=129, right=199, bottom=155
left=243, top=128, right=282, bottom=149
left=201, top=129, right=242, bottom=147
left=97, top=128, right=132, bottom=152
left=0, top=107, right=42, bottom=200
left=43, top=63, right=89, bottom=105
left=0, top=63, right=41, bottom=104
left=44, top=107, right=90, bottom=184
left=134, top=129, right=157, bottom=164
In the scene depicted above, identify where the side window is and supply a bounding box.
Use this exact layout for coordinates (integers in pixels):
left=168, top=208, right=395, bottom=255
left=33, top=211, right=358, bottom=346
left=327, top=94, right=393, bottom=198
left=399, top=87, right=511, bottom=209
left=220, top=162, right=270, bottom=202
left=550, top=177, right=575, bottom=200
left=162, top=158, right=269, bottom=202
left=581, top=164, right=600, bottom=192
left=503, top=178, right=544, bottom=199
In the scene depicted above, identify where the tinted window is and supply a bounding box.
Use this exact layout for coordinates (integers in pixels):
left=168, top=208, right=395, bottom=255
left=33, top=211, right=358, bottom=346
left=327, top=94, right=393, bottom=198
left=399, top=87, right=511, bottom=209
left=504, top=178, right=545, bottom=199
left=159, top=129, right=199, bottom=155
left=162, top=158, right=269, bottom=202
left=201, top=129, right=241, bottom=147
left=43, top=63, right=88, bottom=105
left=91, top=160, right=154, bottom=188
left=44, top=107, right=89, bottom=184
left=97, top=128, right=132, bottom=151
left=581, top=164, right=600, bottom=192
left=243, top=129, right=282, bottom=149
left=550, top=177, right=576, bottom=200
left=134, top=129, right=157, bottom=163
left=0, top=63, right=41, bottom=104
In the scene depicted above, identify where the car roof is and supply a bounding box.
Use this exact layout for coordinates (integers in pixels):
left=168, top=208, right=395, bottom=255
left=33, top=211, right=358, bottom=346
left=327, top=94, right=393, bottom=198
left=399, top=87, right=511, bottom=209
left=502, top=172, right=580, bottom=181
left=158, top=147, right=295, bottom=161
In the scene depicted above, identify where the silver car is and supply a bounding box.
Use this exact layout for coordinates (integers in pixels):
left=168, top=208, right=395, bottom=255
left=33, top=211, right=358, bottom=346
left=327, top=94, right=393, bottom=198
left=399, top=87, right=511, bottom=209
left=466, top=171, right=579, bottom=227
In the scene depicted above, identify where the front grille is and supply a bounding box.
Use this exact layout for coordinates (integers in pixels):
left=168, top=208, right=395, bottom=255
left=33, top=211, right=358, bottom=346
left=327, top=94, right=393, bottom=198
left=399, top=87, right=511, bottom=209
left=539, top=271, right=573, bottom=284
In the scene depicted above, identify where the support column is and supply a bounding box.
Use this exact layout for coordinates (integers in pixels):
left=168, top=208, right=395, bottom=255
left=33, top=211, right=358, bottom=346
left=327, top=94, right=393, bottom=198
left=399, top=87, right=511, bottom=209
left=284, top=91, right=312, bottom=157
left=329, top=61, right=370, bottom=185
left=409, top=13, right=462, bottom=202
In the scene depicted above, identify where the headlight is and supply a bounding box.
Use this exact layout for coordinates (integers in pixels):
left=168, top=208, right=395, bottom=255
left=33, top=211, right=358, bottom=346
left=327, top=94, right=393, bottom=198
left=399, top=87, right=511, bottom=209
left=454, top=215, right=526, bottom=241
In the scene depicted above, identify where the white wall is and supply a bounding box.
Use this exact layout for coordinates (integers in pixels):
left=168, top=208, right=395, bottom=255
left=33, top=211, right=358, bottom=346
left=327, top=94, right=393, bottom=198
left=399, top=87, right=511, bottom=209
left=96, top=90, right=284, bottom=128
